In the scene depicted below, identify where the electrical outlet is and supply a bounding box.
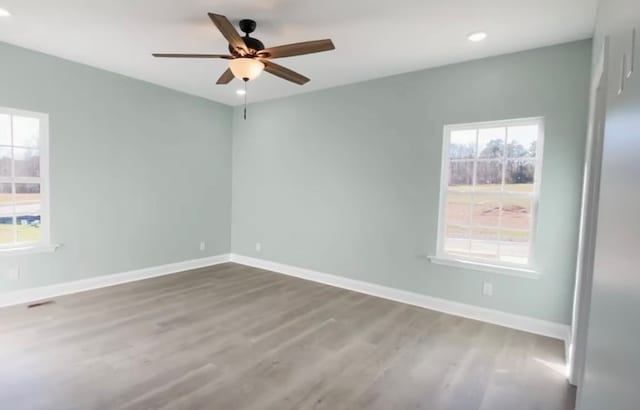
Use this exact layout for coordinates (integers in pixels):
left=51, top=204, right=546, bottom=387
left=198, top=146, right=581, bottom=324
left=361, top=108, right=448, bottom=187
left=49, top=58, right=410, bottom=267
left=7, top=267, right=20, bottom=280
left=255, top=242, right=262, bottom=252
left=199, top=241, right=206, bottom=251
left=482, top=281, right=493, bottom=296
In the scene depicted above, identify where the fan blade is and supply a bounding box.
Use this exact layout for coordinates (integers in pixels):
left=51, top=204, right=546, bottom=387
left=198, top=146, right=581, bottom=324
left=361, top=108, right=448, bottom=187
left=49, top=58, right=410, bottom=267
left=216, top=68, right=235, bottom=85
left=258, top=39, right=335, bottom=59
left=152, top=53, right=231, bottom=59
left=262, top=60, right=310, bottom=85
left=208, top=13, right=248, bottom=55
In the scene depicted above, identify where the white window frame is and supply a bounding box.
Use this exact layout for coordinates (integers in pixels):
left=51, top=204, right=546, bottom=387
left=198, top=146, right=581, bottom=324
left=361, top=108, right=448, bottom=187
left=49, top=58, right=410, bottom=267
left=431, top=117, right=545, bottom=277
left=0, top=106, right=55, bottom=255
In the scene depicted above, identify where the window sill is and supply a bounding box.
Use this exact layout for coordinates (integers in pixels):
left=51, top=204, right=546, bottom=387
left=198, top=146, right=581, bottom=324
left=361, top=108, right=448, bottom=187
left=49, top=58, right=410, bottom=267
left=0, top=244, right=60, bottom=257
left=428, top=256, right=539, bottom=279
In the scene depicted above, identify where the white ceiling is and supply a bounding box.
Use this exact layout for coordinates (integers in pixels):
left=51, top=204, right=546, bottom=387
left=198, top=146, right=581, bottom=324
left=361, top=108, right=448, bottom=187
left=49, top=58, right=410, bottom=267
left=0, top=0, right=598, bottom=106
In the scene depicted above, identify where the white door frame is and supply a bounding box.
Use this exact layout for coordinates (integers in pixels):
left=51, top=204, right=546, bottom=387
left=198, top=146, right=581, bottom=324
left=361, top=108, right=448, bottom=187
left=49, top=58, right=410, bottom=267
left=568, top=38, right=609, bottom=386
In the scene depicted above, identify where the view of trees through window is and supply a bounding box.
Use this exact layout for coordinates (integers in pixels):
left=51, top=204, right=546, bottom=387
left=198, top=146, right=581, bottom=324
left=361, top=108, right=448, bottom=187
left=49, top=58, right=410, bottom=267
left=0, top=112, right=43, bottom=246
left=440, top=119, right=542, bottom=266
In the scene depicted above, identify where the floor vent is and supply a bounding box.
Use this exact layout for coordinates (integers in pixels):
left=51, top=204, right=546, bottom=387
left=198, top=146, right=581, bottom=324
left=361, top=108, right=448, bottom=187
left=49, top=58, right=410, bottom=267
left=27, top=300, right=55, bottom=309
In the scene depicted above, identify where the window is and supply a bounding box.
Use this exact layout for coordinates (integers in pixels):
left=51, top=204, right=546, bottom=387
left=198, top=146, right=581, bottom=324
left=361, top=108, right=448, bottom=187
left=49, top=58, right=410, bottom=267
left=436, top=117, right=544, bottom=269
left=0, top=107, right=50, bottom=250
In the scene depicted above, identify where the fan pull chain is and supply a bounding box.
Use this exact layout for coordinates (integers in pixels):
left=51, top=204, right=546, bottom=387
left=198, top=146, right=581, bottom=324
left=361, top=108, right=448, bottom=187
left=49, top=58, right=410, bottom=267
left=243, top=80, right=248, bottom=120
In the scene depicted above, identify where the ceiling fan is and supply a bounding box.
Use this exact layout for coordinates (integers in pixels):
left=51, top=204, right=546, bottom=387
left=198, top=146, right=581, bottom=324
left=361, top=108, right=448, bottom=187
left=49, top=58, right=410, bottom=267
left=152, top=13, right=335, bottom=86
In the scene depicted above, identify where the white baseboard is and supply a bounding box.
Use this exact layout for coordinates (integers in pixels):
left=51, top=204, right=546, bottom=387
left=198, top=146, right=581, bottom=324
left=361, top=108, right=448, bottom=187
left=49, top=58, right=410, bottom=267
left=230, top=253, right=570, bottom=342
left=1, top=252, right=570, bottom=344
left=0, top=254, right=231, bottom=308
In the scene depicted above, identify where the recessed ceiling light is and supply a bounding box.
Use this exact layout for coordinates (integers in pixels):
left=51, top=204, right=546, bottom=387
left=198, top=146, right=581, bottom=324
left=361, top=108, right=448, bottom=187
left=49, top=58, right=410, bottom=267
left=236, top=89, right=247, bottom=96
left=0, top=8, right=11, bottom=17
left=467, top=32, right=487, bottom=42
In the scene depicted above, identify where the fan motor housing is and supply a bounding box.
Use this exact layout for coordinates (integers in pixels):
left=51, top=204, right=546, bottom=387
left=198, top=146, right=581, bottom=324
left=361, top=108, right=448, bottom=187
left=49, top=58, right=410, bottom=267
left=229, top=36, right=265, bottom=55
left=228, top=19, right=265, bottom=56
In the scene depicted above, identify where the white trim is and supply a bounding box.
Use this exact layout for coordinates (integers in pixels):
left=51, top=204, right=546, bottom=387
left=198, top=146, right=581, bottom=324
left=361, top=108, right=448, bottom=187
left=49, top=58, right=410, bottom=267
left=0, top=253, right=231, bottom=307
left=428, top=255, right=538, bottom=279
left=229, top=254, right=569, bottom=341
left=568, top=38, right=610, bottom=387
left=0, top=243, right=59, bottom=256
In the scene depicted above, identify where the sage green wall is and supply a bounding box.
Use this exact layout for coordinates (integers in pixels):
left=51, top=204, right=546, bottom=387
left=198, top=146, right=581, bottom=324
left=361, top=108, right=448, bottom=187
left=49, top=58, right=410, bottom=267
left=231, top=40, right=592, bottom=324
left=0, top=41, right=232, bottom=292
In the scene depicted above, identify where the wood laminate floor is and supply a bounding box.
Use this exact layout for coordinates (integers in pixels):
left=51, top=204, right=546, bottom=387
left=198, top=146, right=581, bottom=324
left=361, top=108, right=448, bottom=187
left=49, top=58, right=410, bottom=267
left=0, top=263, right=575, bottom=410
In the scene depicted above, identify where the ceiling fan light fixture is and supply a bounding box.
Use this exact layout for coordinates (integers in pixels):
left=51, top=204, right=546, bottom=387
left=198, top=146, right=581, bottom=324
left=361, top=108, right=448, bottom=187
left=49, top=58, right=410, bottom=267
left=153, top=13, right=334, bottom=87
left=229, top=58, right=265, bottom=81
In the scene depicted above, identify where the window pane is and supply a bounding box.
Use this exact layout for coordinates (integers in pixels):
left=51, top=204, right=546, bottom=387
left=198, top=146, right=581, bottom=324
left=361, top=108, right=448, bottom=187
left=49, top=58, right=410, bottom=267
left=499, top=230, right=530, bottom=264
left=449, top=129, right=476, bottom=159
left=0, top=147, right=10, bottom=177
left=505, top=160, right=535, bottom=191
left=0, top=183, right=14, bottom=245
left=478, top=127, right=505, bottom=159
left=13, top=116, right=40, bottom=148
left=446, top=193, right=472, bottom=226
left=15, top=183, right=41, bottom=243
left=0, top=114, right=10, bottom=146
left=0, top=219, right=15, bottom=245
left=448, top=161, right=473, bottom=190
left=507, top=125, right=538, bottom=158
left=476, top=161, right=502, bottom=186
left=470, top=228, right=499, bottom=260
left=0, top=183, right=12, bottom=215
left=501, top=197, right=532, bottom=230
left=15, top=183, right=40, bottom=203
left=16, top=213, right=41, bottom=243
left=445, top=225, right=470, bottom=255
left=14, top=148, right=40, bottom=177
left=473, top=198, right=501, bottom=227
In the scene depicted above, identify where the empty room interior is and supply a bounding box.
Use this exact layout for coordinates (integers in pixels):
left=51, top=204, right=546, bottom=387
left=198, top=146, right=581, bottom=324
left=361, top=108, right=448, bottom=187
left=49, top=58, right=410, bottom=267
left=0, top=0, right=638, bottom=409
